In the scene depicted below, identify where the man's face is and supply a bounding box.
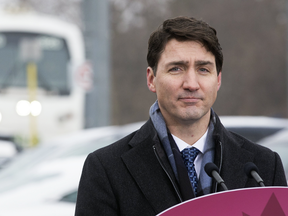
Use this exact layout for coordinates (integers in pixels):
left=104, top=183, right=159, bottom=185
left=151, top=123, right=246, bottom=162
left=147, top=39, right=221, bottom=125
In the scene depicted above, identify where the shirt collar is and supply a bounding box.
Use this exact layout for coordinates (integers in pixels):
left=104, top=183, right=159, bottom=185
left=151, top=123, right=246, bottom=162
left=172, top=128, right=208, bottom=154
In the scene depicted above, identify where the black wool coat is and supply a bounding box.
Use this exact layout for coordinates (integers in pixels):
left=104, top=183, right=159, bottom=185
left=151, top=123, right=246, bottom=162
left=75, top=115, right=287, bottom=216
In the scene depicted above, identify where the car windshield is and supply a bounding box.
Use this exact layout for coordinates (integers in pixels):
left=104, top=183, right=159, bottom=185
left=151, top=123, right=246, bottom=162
left=0, top=32, right=71, bottom=95
left=227, top=127, right=283, bottom=142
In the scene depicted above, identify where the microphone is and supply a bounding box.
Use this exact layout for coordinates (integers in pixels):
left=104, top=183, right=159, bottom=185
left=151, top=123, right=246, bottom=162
left=204, top=162, right=228, bottom=191
left=244, top=162, right=265, bottom=187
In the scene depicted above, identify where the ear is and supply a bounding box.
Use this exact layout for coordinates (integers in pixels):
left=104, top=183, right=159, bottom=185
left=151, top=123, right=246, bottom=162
left=217, top=72, right=222, bottom=91
left=147, top=67, right=156, bottom=93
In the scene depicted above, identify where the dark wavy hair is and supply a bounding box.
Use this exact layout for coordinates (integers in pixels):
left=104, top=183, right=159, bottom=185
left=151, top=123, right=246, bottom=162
left=147, top=16, right=223, bottom=75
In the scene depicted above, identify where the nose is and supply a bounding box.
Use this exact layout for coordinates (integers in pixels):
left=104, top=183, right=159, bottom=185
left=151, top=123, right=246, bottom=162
left=182, top=70, right=200, bottom=91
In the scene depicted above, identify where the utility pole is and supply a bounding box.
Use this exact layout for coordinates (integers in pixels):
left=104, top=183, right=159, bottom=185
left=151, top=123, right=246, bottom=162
left=20, top=38, right=42, bottom=146
left=82, top=0, right=111, bottom=128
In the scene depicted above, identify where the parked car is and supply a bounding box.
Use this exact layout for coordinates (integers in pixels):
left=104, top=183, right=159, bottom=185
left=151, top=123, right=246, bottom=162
left=0, top=122, right=143, bottom=216
left=0, top=156, right=85, bottom=216
left=220, top=116, right=288, bottom=142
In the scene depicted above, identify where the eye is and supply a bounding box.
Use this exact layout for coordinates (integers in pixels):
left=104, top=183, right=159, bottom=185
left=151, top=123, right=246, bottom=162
left=169, top=67, right=182, bottom=72
left=199, top=68, right=209, bottom=73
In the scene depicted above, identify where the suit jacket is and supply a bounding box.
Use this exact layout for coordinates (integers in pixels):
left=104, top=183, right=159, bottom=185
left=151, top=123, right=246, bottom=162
left=75, top=115, right=287, bottom=216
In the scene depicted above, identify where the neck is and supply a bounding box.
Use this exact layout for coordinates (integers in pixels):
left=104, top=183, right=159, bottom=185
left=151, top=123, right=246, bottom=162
left=166, top=112, right=210, bottom=146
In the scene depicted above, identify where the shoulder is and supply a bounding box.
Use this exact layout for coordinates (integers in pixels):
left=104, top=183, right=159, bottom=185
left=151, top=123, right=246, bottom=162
left=212, top=112, right=286, bottom=185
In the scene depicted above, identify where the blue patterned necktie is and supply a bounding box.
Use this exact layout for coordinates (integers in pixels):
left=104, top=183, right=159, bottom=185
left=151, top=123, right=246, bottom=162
left=181, top=147, right=200, bottom=196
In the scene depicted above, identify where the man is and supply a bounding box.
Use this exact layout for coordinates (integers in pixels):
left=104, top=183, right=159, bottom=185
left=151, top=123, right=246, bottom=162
left=75, top=17, right=287, bottom=216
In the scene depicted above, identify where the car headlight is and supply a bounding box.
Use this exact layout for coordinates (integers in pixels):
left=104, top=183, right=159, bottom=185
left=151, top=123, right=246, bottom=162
left=30, top=101, right=42, bottom=116
left=16, top=100, right=30, bottom=116
left=16, top=100, right=42, bottom=117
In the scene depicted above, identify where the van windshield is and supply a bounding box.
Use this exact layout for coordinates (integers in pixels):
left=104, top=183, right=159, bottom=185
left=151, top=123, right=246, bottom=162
left=0, top=32, right=71, bottom=95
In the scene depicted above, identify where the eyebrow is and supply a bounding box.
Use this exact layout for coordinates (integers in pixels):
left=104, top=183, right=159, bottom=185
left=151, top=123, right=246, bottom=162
left=165, top=60, right=215, bottom=68
left=165, top=61, right=189, bottom=68
left=195, top=60, right=214, bottom=67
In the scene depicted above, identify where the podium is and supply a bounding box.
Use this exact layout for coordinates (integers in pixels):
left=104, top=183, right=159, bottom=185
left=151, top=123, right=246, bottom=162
left=157, top=187, right=288, bottom=216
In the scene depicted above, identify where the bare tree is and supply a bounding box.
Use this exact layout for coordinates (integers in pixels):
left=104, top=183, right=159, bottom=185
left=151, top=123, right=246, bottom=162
left=111, top=0, right=288, bottom=124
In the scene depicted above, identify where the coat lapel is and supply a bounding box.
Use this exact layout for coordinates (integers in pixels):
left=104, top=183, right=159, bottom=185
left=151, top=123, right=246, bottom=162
left=121, top=120, right=180, bottom=213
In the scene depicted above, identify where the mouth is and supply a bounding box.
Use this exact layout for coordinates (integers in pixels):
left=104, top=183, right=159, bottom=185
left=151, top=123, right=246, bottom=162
left=178, top=97, right=201, bottom=103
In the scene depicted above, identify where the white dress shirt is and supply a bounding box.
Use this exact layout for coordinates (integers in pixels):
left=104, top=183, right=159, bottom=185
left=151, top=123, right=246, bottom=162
left=172, top=129, right=208, bottom=178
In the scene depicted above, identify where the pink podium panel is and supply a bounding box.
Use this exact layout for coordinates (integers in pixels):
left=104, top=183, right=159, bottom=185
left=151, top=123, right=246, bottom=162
left=158, top=187, right=288, bottom=216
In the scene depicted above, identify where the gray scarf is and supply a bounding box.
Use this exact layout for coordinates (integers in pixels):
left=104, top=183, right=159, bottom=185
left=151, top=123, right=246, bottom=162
left=149, top=100, right=215, bottom=195
left=149, top=100, right=178, bottom=179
